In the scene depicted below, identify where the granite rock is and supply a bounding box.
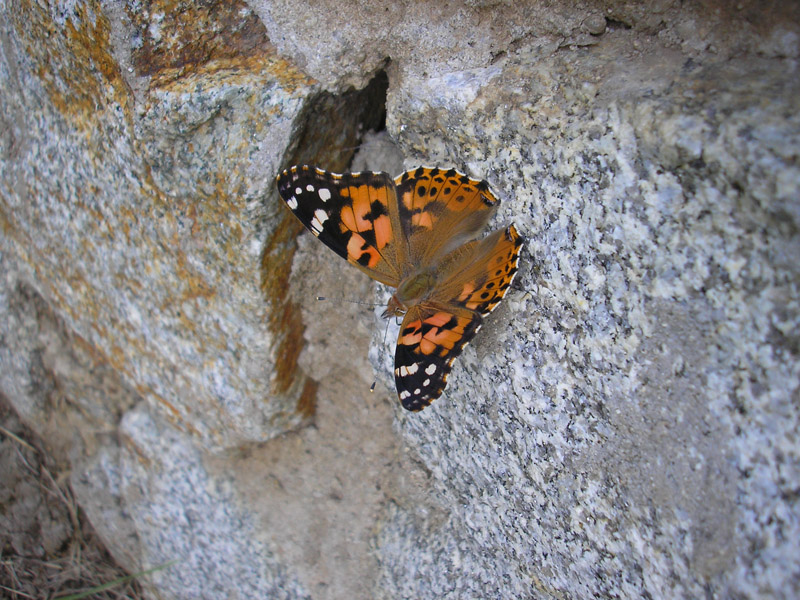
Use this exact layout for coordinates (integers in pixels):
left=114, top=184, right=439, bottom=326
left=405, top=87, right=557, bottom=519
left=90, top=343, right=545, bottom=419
left=1, top=1, right=798, bottom=599
left=377, top=31, right=800, bottom=599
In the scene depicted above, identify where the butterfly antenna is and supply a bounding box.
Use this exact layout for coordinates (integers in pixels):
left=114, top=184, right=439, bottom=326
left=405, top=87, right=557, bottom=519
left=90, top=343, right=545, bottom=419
left=340, top=138, right=391, bottom=153
left=315, top=296, right=387, bottom=392
left=316, top=296, right=381, bottom=308
left=382, top=314, right=392, bottom=346
left=370, top=317, right=393, bottom=394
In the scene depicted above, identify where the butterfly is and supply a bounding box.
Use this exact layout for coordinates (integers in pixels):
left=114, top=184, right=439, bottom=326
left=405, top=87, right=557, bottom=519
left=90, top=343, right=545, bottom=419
left=276, top=165, right=522, bottom=411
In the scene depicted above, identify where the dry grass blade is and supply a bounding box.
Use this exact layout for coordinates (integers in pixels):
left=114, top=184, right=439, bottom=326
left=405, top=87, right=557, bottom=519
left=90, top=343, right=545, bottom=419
left=53, top=561, right=178, bottom=600
left=0, top=582, right=36, bottom=599
left=1, top=397, right=148, bottom=600
left=0, top=424, right=36, bottom=452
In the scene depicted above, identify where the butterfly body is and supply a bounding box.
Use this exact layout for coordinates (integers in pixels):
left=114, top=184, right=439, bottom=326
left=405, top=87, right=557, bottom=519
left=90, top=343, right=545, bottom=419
left=384, top=269, right=435, bottom=316
left=276, top=165, right=522, bottom=411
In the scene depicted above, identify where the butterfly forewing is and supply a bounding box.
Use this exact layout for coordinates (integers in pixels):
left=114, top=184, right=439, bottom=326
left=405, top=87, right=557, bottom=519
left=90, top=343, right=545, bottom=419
left=394, top=167, right=498, bottom=268
left=276, top=165, right=405, bottom=286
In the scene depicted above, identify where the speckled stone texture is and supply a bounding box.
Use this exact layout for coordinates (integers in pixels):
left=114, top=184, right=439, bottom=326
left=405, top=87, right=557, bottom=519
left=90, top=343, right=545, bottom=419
left=1, top=0, right=798, bottom=599
left=0, top=0, right=323, bottom=450
left=376, top=41, right=800, bottom=598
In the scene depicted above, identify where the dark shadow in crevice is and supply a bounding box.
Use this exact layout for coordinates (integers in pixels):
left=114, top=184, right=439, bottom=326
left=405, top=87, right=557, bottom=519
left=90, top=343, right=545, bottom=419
left=263, top=69, right=390, bottom=418
left=284, top=69, right=389, bottom=172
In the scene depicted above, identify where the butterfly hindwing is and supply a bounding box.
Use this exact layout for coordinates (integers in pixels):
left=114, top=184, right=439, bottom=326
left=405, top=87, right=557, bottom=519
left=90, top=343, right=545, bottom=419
left=433, top=225, right=523, bottom=316
left=276, top=165, right=404, bottom=286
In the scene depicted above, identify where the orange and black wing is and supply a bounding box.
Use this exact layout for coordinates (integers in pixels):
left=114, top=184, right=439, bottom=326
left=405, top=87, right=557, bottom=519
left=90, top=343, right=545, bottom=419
left=392, top=225, right=523, bottom=411
left=393, top=306, right=482, bottom=411
left=394, top=167, right=500, bottom=268
left=276, top=165, right=406, bottom=286
left=433, top=225, right=523, bottom=316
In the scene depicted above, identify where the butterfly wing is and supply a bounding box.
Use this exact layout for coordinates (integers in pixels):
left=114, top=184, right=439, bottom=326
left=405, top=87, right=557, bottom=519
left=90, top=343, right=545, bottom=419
left=394, top=225, right=523, bottom=411
left=432, top=225, right=523, bottom=316
left=276, top=165, right=407, bottom=286
left=394, top=167, right=500, bottom=267
left=278, top=165, right=523, bottom=411
left=394, top=305, right=481, bottom=411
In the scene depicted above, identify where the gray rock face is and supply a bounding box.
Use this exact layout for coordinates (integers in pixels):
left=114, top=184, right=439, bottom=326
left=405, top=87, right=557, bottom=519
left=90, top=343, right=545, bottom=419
left=0, top=0, right=321, bottom=452
left=1, top=1, right=798, bottom=599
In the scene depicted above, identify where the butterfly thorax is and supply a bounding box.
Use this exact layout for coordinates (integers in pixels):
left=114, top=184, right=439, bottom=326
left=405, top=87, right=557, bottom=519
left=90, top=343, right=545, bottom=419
left=383, top=270, right=437, bottom=317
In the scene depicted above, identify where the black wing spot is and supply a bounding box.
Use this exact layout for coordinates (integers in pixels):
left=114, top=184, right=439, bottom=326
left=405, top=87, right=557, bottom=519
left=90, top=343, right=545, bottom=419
left=402, top=322, right=422, bottom=337
left=360, top=228, right=377, bottom=248
left=368, top=200, right=389, bottom=220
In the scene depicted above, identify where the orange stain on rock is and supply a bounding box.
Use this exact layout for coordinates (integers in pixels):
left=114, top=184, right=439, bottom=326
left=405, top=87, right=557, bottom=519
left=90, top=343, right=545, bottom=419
left=260, top=210, right=310, bottom=401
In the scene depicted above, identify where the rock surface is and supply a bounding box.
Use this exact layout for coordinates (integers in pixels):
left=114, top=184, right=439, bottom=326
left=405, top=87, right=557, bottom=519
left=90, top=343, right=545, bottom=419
left=1, top=1, right=798, bottom=599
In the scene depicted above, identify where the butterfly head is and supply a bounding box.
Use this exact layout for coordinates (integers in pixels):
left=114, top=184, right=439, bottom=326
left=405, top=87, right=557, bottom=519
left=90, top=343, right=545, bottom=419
left=383, top=294, right=406, bottom=318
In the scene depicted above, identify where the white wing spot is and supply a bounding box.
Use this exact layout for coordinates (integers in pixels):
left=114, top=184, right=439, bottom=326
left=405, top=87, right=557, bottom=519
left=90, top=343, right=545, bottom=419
left=318, top=188, right=332, bottom=202
left=399, top=363, right=419, bottom=377
left=414, top=388, right=421, bottom=395
left=425, top=363, right=437, bottom=375
left=287, top=197, right=298, bottom=210
left=295, top=187, right=302, bottom=195
left=310, top=209, right=328, bottom=234
left=306, top=184, right=315, bottom=192
left=400, top=390, right=411, bottom=400
left=423, top=378, right=430, bottom=387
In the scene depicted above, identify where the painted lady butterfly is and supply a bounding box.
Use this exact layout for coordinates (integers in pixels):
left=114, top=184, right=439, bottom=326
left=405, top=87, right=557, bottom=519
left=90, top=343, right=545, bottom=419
left=276, top=165, right=522, bottom=411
